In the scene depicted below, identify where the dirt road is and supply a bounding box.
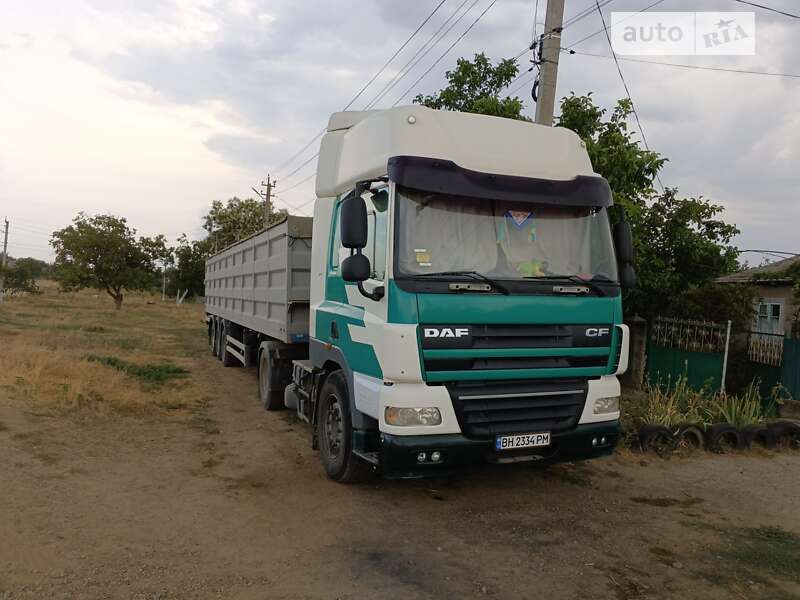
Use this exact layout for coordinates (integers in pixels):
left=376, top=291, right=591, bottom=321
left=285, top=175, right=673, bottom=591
left=1, top=309, right=799, bottom=599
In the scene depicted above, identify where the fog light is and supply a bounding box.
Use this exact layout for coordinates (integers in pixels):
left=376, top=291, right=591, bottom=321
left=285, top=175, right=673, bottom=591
left=601, top=436, right=608, bottom=445
left=431, top=451, right=442, bottom=463
left=385, top=406, right=442, bottom=426
left=593, top=396, right=620, bottom=415
left=417, top=452, right=427, bottom=463
left=592, top=437, right=599, bottom=447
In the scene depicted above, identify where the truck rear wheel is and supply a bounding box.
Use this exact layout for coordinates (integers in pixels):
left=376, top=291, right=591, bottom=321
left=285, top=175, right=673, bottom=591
left=215, top=321, right=223, bottom=360
left=317, top=371, right=372, bottom=483
left=210, top=317, right=219, bottom=356
left=258, top=350, right=284, bottom=411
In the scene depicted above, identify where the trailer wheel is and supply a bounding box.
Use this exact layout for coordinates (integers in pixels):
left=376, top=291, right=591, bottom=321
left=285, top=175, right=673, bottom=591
left=210, top=317, right=219, bottom=356
left=317, top=371, right=372, bottom=483
left=258, top=350, right=284, bottom=411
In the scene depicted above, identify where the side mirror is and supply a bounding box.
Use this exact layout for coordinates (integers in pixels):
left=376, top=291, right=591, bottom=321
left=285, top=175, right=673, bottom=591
left=613, top=220, right=634, bottom=264
left=342, top=253, right=370, bottom=282
left=340, top=184, right=368, bottom=249
left=619, top=263, right=636, bottom=290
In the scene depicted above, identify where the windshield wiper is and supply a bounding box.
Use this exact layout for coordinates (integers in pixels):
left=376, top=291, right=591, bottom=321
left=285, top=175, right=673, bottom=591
left=415, top=271, right=510, bottom=295
left=522, top=274, right=616, bottom=297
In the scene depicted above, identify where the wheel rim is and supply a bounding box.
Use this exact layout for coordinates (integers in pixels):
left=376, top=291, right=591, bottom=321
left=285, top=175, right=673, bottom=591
left=324, top=395, right=344, bottom=459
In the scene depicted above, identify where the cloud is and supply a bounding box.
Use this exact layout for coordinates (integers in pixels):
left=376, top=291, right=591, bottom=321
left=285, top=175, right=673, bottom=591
left=0, top=0, right=797, bottom=262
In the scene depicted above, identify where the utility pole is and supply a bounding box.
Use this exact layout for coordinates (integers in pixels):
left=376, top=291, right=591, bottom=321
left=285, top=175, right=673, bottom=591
left=0, top=218, right=9, bottom=304
left=534, top=0, right=565, bottom=126
left=261, top=174, right=275, bottom=228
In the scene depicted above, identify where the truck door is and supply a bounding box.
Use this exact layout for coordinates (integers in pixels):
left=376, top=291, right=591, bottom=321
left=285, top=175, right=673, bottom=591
left=314, top=187, right=389, bottom=421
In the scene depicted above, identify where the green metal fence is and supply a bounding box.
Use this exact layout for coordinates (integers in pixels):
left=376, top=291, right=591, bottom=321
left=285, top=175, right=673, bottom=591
left=782, top=338, right=800, bottom=399
left=647, top=317, right=728, bottom=392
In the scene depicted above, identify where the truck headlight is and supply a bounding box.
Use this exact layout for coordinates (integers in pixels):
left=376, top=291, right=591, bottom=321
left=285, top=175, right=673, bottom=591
left=593, top=396, right=620, bottom=415
left=384, top=407, right=442, bottom=426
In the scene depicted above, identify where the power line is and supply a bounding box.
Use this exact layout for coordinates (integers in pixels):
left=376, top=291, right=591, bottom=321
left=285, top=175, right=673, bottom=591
left=506, top=0, right=618, bottom=103
left=532, top=0, right=540, bottom=41
left=731, top=0, right=800, bottom=19
left=273, top=0, right=451, bottom=178
left=365, top=0, right=479, bottom=109
left=280, top=172, right=316, bottom=194
left=272, top=130, right=325, bottom=178
left=562, top=0, right=618, bottom=30
left=565, top=0, right=668, bottom=49
left=592, top=0, right=664, bottom=192
left=566, top=49, right=800, bottom=78
left=510, top=0, right=618, bottom=60
left=342, top=0, right=450, bottom=112
left=281, top=152, right=320, bottom=183
left=509, top=73, right=536, bottom=96
left=392, top=0, right=501, bottom=106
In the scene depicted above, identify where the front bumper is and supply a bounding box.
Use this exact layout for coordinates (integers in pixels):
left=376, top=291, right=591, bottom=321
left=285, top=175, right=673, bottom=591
left=378, top=421, right=619, bottom=478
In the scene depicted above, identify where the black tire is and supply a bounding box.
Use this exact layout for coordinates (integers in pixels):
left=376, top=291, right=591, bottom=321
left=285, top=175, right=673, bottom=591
left=216, top=321, right=226, bottom=361
left=316, top=371, right=372, bottom=483
left=639, top=425, right=674, bottom=456
left=212, top=319, right=222, bottom=360
left=674, top=423, right=705, bottom=452
left=210, top=318, right=219, bottom=356
left=741, top=424, right=776, bottom=449
left=258, top=349, right=284, bottom=411
left=767, top=421, right=800, bottom=449
left=705, top=423, right=743, bottom=453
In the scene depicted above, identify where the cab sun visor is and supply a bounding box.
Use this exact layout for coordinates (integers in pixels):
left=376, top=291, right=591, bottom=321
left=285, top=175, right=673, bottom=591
left=387, top=156, right=612, bottom=207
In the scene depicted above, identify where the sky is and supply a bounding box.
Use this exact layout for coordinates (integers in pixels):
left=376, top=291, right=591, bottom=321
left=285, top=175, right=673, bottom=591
left=0, top=0, right=797, bottom=263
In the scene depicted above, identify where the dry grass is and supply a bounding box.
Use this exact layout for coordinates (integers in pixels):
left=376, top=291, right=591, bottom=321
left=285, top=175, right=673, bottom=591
left=0, top=281, right=207, bottom=415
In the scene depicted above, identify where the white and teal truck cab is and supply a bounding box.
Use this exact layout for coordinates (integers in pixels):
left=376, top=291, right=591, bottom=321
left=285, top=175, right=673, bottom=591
left=205, top=106, right=634, bottom=483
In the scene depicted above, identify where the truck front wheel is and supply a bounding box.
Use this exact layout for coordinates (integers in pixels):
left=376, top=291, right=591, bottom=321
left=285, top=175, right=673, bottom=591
left=317, top=371, right=372, bottom=483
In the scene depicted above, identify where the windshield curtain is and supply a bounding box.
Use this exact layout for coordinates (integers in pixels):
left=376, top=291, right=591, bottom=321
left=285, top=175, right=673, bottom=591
left=395, top=185, right=618, bottom=281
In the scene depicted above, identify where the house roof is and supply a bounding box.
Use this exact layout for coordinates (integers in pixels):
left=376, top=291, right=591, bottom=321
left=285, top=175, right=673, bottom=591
left=717, top=255, right=800, bottom=284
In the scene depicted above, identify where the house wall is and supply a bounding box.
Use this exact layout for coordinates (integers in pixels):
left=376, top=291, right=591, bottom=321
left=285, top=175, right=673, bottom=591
left=755, top=284, right=796, bottom=336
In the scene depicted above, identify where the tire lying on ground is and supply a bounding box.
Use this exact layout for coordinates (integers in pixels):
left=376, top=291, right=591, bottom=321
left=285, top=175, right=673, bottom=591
left=673, top=423, right=705, bottom=451
left=740, top=424, right=776, bottom=449
left=639, top=425, right=675, bottom=455
left=767, top=421, right=800, bottom=449
left=704, top=423, right=743, bottom=452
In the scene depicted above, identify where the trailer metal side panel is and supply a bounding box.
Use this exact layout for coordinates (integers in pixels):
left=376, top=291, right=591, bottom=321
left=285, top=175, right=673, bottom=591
left=204, top=216, right=313, bottom=344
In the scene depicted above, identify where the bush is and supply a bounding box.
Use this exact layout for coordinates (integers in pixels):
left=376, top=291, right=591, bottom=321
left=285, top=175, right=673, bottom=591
left=621, top=375, right=784, bottom=447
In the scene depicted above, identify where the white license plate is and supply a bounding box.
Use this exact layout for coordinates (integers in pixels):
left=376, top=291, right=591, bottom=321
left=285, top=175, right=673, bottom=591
left=495, top=432, right=551, bottom=451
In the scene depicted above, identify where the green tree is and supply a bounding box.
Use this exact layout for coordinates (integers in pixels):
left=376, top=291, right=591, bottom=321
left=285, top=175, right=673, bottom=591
left=1, top=259, right=41, bottom=295
left=556, top=94, right=665, bottom=215
left=203, top=197, right=288, bottom=251
left=51, top=213, right=164, bottom=309
left=413, top=53, right=529, bottom=121
left=169, top=235, right=211, bottom=298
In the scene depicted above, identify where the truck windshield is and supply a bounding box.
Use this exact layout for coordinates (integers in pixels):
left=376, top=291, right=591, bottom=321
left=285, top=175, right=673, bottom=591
left=395, top=185, right=618, bottom=282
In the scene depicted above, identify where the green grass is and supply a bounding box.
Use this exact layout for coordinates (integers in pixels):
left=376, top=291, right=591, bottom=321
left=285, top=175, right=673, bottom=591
left=85, top=354, right=189, bottom=384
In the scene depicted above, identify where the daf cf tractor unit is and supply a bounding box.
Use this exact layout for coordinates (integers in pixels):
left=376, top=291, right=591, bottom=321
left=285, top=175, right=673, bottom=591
left=205, top=106, right=634, bottom=483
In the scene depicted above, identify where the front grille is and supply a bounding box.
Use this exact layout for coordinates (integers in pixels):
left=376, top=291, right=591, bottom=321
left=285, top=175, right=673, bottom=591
left=420, top=324, right=613, bottom=378
left=446, top=378, right=588, bottom=439
left=426, top=355, right=608, bottom=372
left=470, top=324, right=575, bottom=349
